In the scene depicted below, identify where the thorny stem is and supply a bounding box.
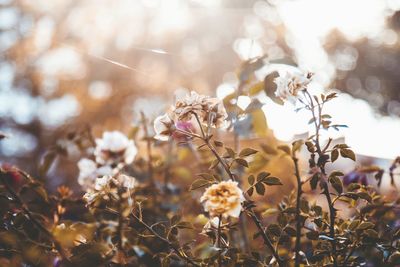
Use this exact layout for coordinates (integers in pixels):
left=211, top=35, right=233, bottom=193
left=292, top=154, right=303, bottom=267
left=304, top=90, right=337, bottom=267
left=249, top=210, right=285, bottom=266
left=131, top=212, right=200, bottom=267
left=0, top=170, right=70, bottom=263
left=217, top=214, right=223, bottom=267
left=190, top=113, right=282, bottom=265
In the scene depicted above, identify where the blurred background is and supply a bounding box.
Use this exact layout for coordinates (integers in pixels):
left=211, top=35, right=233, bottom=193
left=1, top=0, right=400, bottom=190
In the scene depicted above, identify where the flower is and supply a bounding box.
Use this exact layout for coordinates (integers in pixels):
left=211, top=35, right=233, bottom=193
left=173, top=91, right=227, bottom=128
left=94, top=131, right=137, bottom=166
left=77, top=158, right=112, bottom=188
left=154, top=113, right=175, bottom=141
left=200, top=180, right=245, bottom=218
left=274, top=71, right=312, bottom=103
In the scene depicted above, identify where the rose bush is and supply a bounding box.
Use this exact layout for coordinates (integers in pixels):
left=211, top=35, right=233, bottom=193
left=1, top=58, right=399, bottom=267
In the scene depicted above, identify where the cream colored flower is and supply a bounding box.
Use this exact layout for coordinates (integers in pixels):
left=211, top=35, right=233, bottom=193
left=200, top=181, right=245, bottom=218
left=274, top=71, right=311, bottom=103
left=94, top=131, right=137, bottom=166
left=154, top=113, right=175, bottom=141
left=77, top=158, right=112, bottom=188
left=173, top=91, right=227, bottom=128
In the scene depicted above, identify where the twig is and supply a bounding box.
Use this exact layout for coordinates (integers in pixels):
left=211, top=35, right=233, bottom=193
left=131, top=212, right=200, bottom=267
left=292, top=154, right=303, bottom=267
left=140, top=111, right=155, bottom=184
left=304, top=90, right=337, bottom=267
left=0, top=170, right=70, bottom=263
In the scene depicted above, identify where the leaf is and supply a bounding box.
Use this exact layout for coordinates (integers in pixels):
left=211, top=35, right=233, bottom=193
left=263, top=71, right=284, bottom=105
left=292, top=140, right=304, bottom=153
left=247, top=187, right=254, bottom=197
left=214, top=140, right=224, bottom=147
left=235, top=158, right=249, bottom=168
left=357, top=192, right=372, bottom=202
left=248, top=81, right=265, bottom=96
left=357, top=222, right=374, bottom=230
left=329, top=176, right=343, bottom=194
left=257, top=172, right=270, bottom=181
left=209, top=159, right=219, bottom=169
left=255, top=183, right=265, bottom=195
left=340, top=148, right=356, bottom=161
left=189, top=179, right=211, bottom=191
left=310, top=173, right=319, bottom=190
left=224, top=147, right=236, bottom=158
left=277, top=145, right=291, bottom=155
left=331, top=149, right=339, bottom=162
left=305, top=141, right=315, bottom=153
left=239, top=148, right=258, bottom=157
left=263, top=177, right=282, bottom=186
left=260, top=144, right=278, bottom=155
left=248, top=175, right=255, bottom=185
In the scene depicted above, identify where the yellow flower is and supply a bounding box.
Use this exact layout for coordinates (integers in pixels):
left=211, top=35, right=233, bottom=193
left=200, top=181, right=245, bottom=218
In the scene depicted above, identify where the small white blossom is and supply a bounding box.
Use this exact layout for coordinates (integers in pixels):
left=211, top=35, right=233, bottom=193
left=154, top=113, right=175, bottom=141
left=173, top=91, right=228, bottom=128
left=77, top=158, right=112, bottom=188
left=274, top=71, right=311, bottom=104
left=200, top=180, right=245, bottom=218
left=118, top=174, right=137, bottom=189
left=94, top=131, right=137, bottom=166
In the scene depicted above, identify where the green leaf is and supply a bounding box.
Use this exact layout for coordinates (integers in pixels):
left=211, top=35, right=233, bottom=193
left=292, top=140, right=304, bottom=153
left=255, top=183, right=265, bottom=195
left=224, top=147, right=236, bottom=158
left=329, top=176, right=343, bottom=194
left=239, top=148, right=258, bottom=157
left=257, top=172, right=270, bottom=181
left=248, top=175, right=255, bottom=185
left=331, top=149, right=339, bottom=162
left=310, top=173, right=319, bottom=190
left=263, top=177, right=282, bottom=186
left=235, top=158, right=249, bottom=168
left=189, top=179, right=211, bottom=191
left=340, top=148, right=356, bottom=161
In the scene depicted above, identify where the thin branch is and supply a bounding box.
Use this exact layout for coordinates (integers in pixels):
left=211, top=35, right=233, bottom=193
left=131, top=212, right=200, bottom=267
left=292, top=154, right=304, bottom=267
left=0, top=171, right=70, bottom=263
left=303, top=90, right=337, bottom=267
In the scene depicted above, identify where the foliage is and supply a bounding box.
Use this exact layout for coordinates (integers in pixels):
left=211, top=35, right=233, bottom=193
left=1, top=58, right=400, bottom=267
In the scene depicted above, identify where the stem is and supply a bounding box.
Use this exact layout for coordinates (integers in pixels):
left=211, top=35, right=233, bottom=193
left=190, top=113, right=283, bottom=265
left=304, top=91, right=337, bottom=267
left=217, top=215, right=222, bottom=267
left=140, top=112, right=155, bottom=184
left=116, top=190, right=125, bottom=263
left=248, top=210, right=284, bottom=266
left=131, top=213, right=200, bottom=267
left=293, top=155, right=303, bottom=267
left=0, top=171, right=70, bottom=263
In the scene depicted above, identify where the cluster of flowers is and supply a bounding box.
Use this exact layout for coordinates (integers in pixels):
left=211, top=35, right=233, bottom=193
left=79, top=70, right=312, bottom=222
left=77, top=131, right=137, bottom=201
left=153, top=91, right=228, bottom=141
